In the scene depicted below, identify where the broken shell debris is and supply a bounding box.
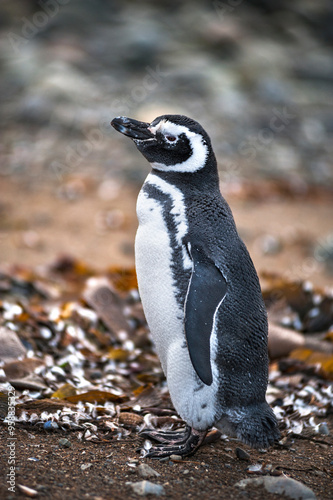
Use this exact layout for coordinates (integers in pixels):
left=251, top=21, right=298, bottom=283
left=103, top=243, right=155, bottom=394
left=0, top=259, right=332, bottom=448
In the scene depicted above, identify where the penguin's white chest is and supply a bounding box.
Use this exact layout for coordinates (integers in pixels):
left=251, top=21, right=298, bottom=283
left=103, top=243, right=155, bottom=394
left=134, top=174, right=219, bottom=430
left=134, top=180, right=189, bottom=373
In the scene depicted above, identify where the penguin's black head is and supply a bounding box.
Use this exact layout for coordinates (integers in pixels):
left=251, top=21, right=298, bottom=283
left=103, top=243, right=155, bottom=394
left=111, top=115, right=213, bottom=174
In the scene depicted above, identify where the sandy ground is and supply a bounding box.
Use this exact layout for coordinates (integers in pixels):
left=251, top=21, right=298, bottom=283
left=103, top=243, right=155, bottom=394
left=1, top=176, right=332, bottom=289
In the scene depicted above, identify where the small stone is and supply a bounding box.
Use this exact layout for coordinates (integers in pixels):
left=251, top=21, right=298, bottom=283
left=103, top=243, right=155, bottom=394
left=271, top=468, right=283, bottom=476
left=183, top=469, right=190, bottom=475
left=170, top=454, right=182, bottom=461
left=258, top=234, right=282, bottom=255
left=247, top=463, right=263, bottom=474
left=17, top=484, right=38, bottom=497
left=97, top=179, right=120, bottom=201
left=128, top=480, right=165, bottom=496
left=236, top=447, right=251, bottom=461
left=137, top=463, right=160, bottom=478
left=58, top=438, right=71, bottom=448
left=80, top=463, right=93, bottom=470
left=44, top=421, right=59, bottom=431
left=235, top=476, right=316, bottom=499
left=36, top=485, right=48, bottom=491
left=103, top=476, right=114, bottom=485
left=317, top=422, right=329, bottom=435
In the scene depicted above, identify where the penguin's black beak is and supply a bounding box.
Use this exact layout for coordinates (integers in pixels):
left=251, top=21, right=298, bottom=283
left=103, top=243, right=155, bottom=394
left=111, top=116, right=154, bottom=140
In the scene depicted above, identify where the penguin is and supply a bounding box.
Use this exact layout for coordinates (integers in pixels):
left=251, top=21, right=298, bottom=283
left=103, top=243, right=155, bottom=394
left=111, top=114, right=280, bottom=458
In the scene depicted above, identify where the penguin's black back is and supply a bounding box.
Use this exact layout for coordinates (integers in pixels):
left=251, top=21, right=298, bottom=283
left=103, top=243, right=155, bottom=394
left=182, top=186, right=269, bottom=412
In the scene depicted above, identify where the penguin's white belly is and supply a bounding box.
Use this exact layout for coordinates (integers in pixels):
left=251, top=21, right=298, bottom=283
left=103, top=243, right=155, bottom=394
left=135, top=183, right=219, bottom=430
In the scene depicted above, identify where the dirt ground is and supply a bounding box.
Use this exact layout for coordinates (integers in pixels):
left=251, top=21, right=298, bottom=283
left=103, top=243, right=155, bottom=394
left=0, top=420, right=332, bottom=500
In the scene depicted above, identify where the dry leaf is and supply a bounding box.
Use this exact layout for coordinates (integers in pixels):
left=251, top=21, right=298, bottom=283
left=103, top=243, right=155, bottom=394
left=107, top=348, right=131, bottom=361
left=65, top=390, right=125, bottom=405
left=52, top=383, right=77, bottom=399
left=130, top=385, right=162, bottom=409
left=289, top=348, right=333, bottom=378
left=17, top=398, right=78, bottom=414
left=107, top=266, right=138, bottom=292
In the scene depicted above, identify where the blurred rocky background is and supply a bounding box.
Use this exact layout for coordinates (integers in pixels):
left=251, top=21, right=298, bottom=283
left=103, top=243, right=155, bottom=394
left=0, top=0, right=332, bottom=285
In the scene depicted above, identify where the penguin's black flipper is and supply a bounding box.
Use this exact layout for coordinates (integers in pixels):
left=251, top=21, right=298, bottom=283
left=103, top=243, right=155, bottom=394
left=185, top=243, right=227, bottom=386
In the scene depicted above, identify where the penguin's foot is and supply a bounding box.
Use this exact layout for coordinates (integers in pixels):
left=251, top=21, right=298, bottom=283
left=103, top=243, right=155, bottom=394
left=139, top=426, right=207, bottom=458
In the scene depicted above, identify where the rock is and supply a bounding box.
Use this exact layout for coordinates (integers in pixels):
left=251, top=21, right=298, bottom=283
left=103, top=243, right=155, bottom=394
left=268, top=322, right=304, bottom=359
left=3, top=359, right=45, bottom=379
left=235, top=476, right=316, bottom=499
left=8, top=373, right=48, bottom=391
left=268, top=321, right=333, bottom=359
left=169, top=455, right=182, bottom=461
left=235, top=447, right=251, bottom=461
left=128, top=480, right=165, bottom=496
left=0, top=327, right=27, bottom=362
left=203, top=428, right=222, bottom=444
left=83, top=277, right=134, bottom=341
left=58, top=438, right=71, bottom=448
left=314, top=234, right=333, bottom=274
left=137, top=463, right=160, bottom=478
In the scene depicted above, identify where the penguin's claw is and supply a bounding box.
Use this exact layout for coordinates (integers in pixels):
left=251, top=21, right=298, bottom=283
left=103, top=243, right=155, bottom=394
left=140, top=425, right=192, bottom=445
left=140, top=427, right=207, bottom=458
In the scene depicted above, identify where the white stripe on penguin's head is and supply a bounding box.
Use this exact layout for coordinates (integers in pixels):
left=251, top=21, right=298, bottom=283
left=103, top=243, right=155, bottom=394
left=148, top=120, right=208, bottom=173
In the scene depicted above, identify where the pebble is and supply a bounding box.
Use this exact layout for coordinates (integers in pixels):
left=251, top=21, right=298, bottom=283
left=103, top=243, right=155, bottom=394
left=314, top=234, right=333, bottom=273
left=17, top=484, right=38, bottom=497
left=81, top=463, right=93, bottom=470
left=44, top=421, right=59, bottom=431
left=137, top=463, right=160, bottom=478
left=317, top=422, right=329, bottom=435
left=58, top=438, right=71, bottom=448
left=127, top=480, right=165, bottom=496
left=235, top=476, right=316, bottom=499
left=103, top=476, right=114, bottom=485
left=170, top=455, right=182, bottom=461
left=247, top=463, right=263, bottom=474
left=235, top=447, right=251, bottom=461
left=258, top=234, right=282, bottom=255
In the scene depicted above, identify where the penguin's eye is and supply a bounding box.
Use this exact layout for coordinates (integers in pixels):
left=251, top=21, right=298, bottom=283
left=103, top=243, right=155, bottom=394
left=165, top=135, right=177, bottom=142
